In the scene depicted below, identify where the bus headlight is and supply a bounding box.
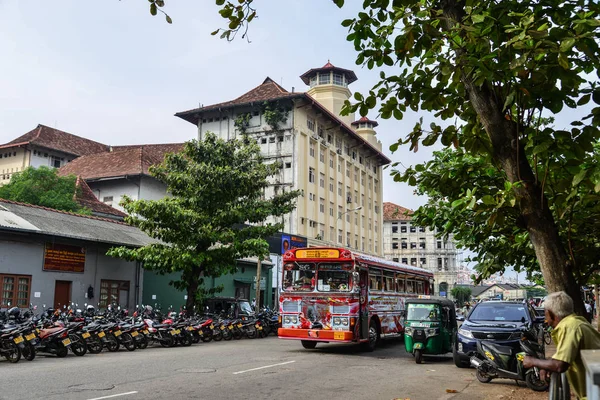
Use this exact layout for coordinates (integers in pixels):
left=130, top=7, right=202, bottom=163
left=341, top=319, right=348, bottom=326
left=333, top=317, right=341, bottom=325
left=284, top=316, right=291, bottom=324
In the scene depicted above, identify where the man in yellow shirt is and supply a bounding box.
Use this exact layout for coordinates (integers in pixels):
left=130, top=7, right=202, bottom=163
left=523, top=291, right=600, bottom=399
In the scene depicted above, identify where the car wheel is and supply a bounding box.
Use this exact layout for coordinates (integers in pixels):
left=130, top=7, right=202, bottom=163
left=453, top=343, right=469, bottom=368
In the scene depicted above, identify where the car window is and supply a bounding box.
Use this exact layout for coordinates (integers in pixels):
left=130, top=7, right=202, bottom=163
left=468, top=304, right=529, bottom=322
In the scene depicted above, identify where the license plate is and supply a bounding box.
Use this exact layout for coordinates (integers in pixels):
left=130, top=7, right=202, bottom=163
left=210, top=324, right=214, bottom=329
left=255, top=324, right=260, bottom=328
left=257, top=326, right=263, bottom=331
left=14, top=336, right=24, bottom=344
left=228, top=326, right=233, bottom=330
left=62, top=338, right=71, bottom=346
left=237, top=324, right=242, bottom=328
left=114, top=330, right=122, bottom=337
left=414, top=342, right=423, bottom=349
left=220, top=326, right=225, bottom=330
left=131, top=331, right=139, bottom=337
left=25, top=333, right=36, bottom=341
left=186, top=326, right=194, bottom=331
left=82, top=333, right=91, bottom=339
left=334, top=331, right=344, bottom=340
left=143, top=330, right=149, bottom=335
left=36, top=328, right=40, bottom=334
left=174, top=329, right=181, bottom=334
left=98, top=332, right=106, bottom=338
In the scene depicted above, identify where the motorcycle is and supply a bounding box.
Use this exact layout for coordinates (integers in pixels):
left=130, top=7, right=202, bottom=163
left=469, top=327, right=549, bottom=391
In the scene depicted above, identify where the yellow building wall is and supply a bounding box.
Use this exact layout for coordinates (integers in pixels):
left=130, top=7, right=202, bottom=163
left=0, top=147, right=29, bottom=185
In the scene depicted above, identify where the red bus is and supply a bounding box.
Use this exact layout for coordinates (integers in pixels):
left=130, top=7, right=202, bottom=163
left=278, top=247, right=434, bottom=351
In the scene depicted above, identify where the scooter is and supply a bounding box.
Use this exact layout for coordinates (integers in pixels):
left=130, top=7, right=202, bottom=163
left=469, top=327, right=549, bottom=391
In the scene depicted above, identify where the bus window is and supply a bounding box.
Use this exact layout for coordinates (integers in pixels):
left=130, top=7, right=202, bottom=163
left=317, top=263, right=351, bottom=292
left=282, top=263, right=316, bottom=292
left=407, top=280, right=415, bottom=293
left=369, top=269, right=382, bottom=291
left=396, top=275, right=406, bottom=293
left=384, top=271, right=395, bottom=292
left=416, top=281, right=424, bottom=294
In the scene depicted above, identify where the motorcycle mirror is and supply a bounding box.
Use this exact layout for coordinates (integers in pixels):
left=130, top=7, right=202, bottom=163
left=63, top=305, right=66, bottom=309
left=118, top=306, right=121, bottom=311
left=34, top=305, right=38, bottom=310
left=43, top=304, right=46, bottom=308
left=84, top=303, right=88, bottom=307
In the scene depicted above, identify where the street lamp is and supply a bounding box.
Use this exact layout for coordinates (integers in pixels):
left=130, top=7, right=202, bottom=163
left=337, top=206, right=363, bottom=249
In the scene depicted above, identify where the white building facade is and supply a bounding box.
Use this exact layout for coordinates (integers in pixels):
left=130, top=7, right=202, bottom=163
left=176, top=63, right=391, bottom=256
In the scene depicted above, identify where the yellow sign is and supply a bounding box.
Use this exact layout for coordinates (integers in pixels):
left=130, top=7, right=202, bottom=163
left=334, top=331, right=345, bottom=340
left=296, top=249, right=340, bottom=259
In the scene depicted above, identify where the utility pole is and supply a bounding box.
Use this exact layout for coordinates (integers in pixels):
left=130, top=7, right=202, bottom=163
left=595, top=284, right=599, bottom=331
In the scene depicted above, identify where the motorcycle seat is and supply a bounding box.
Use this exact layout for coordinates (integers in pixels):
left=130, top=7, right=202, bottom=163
left=153, top=323, right=167, bottom=328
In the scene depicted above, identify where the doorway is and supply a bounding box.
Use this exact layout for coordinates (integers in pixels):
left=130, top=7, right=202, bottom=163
left=54, top=280, right=72, bottom=310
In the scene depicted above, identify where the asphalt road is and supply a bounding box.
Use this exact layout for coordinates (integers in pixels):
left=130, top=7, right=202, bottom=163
left=0, top=336, right=510, bottom=400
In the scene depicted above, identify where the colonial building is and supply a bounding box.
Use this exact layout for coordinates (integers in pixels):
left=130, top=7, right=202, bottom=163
left=58, top=144, right=184, bottom=213
left=382, top=202, right=460, bottom=295
left=176, top=62, right=390, bottom=256
left=0, top=124, right=109, bottom=184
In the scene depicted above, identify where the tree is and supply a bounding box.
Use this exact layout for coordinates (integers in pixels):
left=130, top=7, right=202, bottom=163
left=107, top=133, right=300, bottom=311
left=0, top=166, right=90, bottom=214
left=214, top=0, right=600, bottom=314
left=451, top=286, right=472, bottom=307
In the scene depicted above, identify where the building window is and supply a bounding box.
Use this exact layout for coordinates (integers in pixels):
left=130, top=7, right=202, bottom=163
left=420, top=258, right=427, bottom=265
left=419, top=241, right=426, bottom=249
left=410, top=242, right=417, bottom=249
left=354, top=167, right=359, bottom=182
left=330, top=226, right=335, bottom=241
left=393, top=258, right=399, bottom=263
left=400, top=225, right=407, bottom=233
left=444, top=258, right=449, bottom=271
left=410, top=258, right=417, bottom=266
left=319, top=198, right=325, bottom=213
left=330, top=157, right=334, bottom=168
left=437, top=241, right=442, bottom=249
left=277, top=135, right=284, bottom=142
left=319, top=173, right=325, bottom=188
left=437, top=258, right=443, bottom=271
left=285, top=162, right=292, bottom=168
left=309, top=141, right=315, bottom=157
left=329, top=179, right=334, bottom=192
left=307, top=117, right=315, bottom=132
left=392, top=243, right=399, bottom=249
left=319, top=151, right=325, bottom=163
left=338, top=229, right=343, bottom=243
left=99, top=280, right=130, bottom=308
left=402, top=258, right=408, bottom=264
left=401, top=242, right=407, bottom=249
left=330, top=202, right=334, bottom=216
left=319, top=72, right=330, bottom=85
left=0, top=274, right=31, bottom=307
left=309, top=168, right=315, bottom=183
left=103, top=196, right=114, bottom=206
left=419, top=227, right=426, bottom=233
left=261, top=138, right=267, bottom=144
left=410, top=225, right=416, bottom=233
left=338, top=183, right=342, bottom=196
left=333, top=73, right=344, bottom=86
left=392, top=226, right=398, bottom=233
left=269, top=136, right=276, bottom=143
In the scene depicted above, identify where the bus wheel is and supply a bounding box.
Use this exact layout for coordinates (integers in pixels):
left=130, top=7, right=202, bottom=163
left=301, top=340, right=317, bottom=349
left=362, top=321, right=379, bottom=352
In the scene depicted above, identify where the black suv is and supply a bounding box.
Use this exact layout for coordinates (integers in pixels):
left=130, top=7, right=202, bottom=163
left=453, top=301, right=544, bottom=367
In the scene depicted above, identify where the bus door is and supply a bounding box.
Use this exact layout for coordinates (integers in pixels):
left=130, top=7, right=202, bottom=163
left=359, top=269, right=369, bottom=339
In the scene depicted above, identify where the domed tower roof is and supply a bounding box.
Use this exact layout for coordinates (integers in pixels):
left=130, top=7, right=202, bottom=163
left=351, top=116, right=379, bottom=128
left=299, top=61, right=358, bottom=85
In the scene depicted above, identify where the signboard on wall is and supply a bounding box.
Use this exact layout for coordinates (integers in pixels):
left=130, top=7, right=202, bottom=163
left=281, top=234, right=307, bottom=254
left=43, top=243, right=86, bottom=273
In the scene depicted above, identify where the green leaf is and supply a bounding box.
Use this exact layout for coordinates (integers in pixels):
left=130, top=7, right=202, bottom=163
left=166, top=15, right=173, bottom=24
left=573, top=169, right=587, bottom=186
left=558, top=53, right=570, bottom=70
left=150, top=3, right=157, bottom=16
left=451, top=199, right=464, bottom=208
left=481, top=195, right=495, bottom=205
left=560, top=38, right=576, bottom=52
left=578, top=94, right=591, bottom=106
left=471, top=14, right=485, bottom=24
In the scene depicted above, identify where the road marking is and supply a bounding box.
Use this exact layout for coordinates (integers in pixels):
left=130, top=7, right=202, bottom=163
left=233, top=360, right=296, bottom=375
left=87, top=391, right=138, bottom=400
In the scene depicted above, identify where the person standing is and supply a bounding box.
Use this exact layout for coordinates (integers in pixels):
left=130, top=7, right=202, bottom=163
left=584, top=301, right=593, bottom=323
left=523, top=291, right=600, bottom=400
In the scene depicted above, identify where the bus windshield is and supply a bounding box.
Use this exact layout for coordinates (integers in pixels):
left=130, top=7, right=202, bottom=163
left=406, top=304, right=440, bottom=321
left=316, top=263, right=352, bottom=292
left=282, top=262, right=316, bottom=292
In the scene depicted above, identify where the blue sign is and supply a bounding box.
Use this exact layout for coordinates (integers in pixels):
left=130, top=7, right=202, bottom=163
left=281, top=235, right=307, bottom=254
left=440, top=291, right=447, bottom=297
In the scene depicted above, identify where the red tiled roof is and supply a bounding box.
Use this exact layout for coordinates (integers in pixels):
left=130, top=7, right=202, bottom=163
left=58, top=143, right=184, bottom=180
left=299, top=61, right=358, bottom=85
left=383, top=202, right=413, bottom=221
left=351, top=116, right=379, bottom=128
left=0, top=124, right=109, bottom=156
left=175, top=78, right=391, bottom=165
left=74, top=176, right=127, bottom=218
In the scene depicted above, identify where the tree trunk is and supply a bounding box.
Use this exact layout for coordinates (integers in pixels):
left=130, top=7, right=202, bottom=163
left=185, top=265, right=201, bottom=314
left=442, top=0, right=585, bottom=315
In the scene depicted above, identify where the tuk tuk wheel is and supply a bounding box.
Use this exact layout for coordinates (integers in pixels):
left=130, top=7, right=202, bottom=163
left=476, top=368, right=492, bottom=383
left=415, top=349, right=423, bottom=364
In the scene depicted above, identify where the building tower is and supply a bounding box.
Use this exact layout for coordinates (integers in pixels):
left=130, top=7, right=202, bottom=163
left=300, top=61, right=358, bottom=126
left=351, top=116, right=382, bottom=151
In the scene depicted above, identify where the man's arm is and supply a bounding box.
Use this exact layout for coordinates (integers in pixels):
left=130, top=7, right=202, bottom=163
left=523, top=356, right=569, bottom=373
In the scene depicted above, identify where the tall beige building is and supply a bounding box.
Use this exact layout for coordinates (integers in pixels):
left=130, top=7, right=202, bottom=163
left=176, top=62, right=390, bottom=255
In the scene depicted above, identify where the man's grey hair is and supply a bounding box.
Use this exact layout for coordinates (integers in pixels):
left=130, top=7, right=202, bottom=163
left=544, top=291, right=574, bottom=319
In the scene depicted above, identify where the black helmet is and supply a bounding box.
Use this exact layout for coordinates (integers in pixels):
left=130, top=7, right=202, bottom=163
left=7, top=307, right=20, bottom=317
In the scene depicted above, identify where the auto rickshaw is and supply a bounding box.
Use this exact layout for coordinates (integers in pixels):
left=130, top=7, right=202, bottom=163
left=404, top=297, right=458, bottom=364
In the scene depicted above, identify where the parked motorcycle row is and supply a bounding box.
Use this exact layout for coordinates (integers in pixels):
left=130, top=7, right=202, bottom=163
left=0, top=303, right=280, bottom=364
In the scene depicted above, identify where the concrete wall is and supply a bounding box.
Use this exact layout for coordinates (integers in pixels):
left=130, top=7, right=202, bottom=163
left=0, top=147, right=28, bottom=184
left=88, top=178, right=142, bottom=212
left=0, top=234, right=140, bottom=310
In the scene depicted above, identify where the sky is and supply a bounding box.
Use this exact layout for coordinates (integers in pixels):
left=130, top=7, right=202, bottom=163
left=0, top=1, right=531, bottom=280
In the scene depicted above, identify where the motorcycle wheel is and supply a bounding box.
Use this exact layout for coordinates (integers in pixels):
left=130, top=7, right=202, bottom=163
left=476, top=368, right=492, bottom=383
left=232, top=328, right=243, bottom=340
left=179, top=332, right=192, bottom=347
left=160, top=335, right=174, bottom=348
left=526, top=371, right=549, bottom=392
left=56, top=345, right=68, bottom=358
left=88, top=337, right=103, bottom=354
left=201, top=331, right=213, bottom=343
left=70, top=334, right=88, bottom=356
left=415, top=349, right=423, bottom=364
left=105, top=335, right=120, bottom=352
left=120, top=333, right=136, bottom=352
left=222, top=329, right=233, bottom=341
left=246, top=327, right=257, bottom=339
left=257, top=328, right=267, bottom=338
left=191, top=331, right=201, bottom=344
left=3, top=342, right=21, bottom=363
left=136, top=335, right=148, bottom=350
left=22, top=342, right=36, bottom=361
left=212, top=329, right=223, bottom=342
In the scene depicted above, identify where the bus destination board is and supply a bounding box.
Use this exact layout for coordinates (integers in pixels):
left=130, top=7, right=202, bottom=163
left=296, top=249, right=340, bottom=259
